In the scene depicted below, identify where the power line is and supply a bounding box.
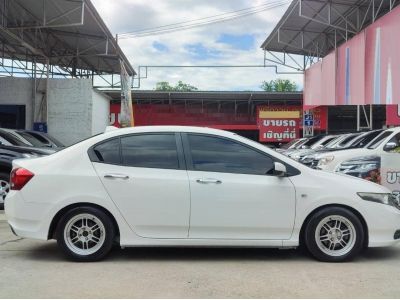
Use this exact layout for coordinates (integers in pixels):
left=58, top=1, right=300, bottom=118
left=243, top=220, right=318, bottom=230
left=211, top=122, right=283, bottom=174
left=119, top=1, right=286, bottom=35
left=118, top=1, right=289, bottom=39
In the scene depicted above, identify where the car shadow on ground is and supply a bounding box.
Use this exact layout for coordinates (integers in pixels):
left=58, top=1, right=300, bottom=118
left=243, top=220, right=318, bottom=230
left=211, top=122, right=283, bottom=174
left=24, top=241, right=400, bottom=263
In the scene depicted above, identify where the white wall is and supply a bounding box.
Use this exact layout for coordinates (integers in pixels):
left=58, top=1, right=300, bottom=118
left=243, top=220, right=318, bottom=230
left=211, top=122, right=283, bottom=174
left=47, top=79, right=93, bottom=146
left=0, top=77, right=34, bottom=129
left=91, top=89, right=110, bottom=136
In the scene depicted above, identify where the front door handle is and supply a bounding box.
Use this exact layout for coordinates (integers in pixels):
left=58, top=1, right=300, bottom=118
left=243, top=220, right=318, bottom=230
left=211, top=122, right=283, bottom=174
left=104, top=174, right=129, bottom=180
left=196, top=178, right=222, bottom=184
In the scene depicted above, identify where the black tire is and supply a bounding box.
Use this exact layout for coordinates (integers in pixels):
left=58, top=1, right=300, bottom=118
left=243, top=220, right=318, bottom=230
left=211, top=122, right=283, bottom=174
left=304, top=207, right=365, bottom=262
left=0, top=172, right=10, bottom=210
left=56, top=206, right=115, bottom=262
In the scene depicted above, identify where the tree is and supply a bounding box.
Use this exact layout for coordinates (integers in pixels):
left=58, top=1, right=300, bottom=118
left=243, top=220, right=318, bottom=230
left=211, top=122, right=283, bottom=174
left=155, top=81, right=198, bottom=92
left=260, top=79, right=298, bottom=92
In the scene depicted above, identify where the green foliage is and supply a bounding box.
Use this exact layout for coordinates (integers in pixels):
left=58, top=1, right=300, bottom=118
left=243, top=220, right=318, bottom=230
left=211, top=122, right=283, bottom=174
left=155, top=81, right=198, bottom=92
left=260, top=79, right=298, bottom=92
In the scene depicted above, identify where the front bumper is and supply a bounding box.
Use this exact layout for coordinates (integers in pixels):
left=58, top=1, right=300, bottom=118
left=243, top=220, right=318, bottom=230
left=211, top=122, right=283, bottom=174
left=364, top=202, right=400, bottom=247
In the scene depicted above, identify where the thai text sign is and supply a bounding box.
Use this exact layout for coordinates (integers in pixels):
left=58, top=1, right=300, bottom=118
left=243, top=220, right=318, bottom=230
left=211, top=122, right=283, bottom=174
left=257, top=106, right=300, bottom=142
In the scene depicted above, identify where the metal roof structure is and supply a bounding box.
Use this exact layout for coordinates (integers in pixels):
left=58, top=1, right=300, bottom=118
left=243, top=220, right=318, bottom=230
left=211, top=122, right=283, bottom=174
left=0, top=0, right=135, bottom=82
left=261, top=0, right=399, bottom=70
left=105, top=90, right=303, bottom=106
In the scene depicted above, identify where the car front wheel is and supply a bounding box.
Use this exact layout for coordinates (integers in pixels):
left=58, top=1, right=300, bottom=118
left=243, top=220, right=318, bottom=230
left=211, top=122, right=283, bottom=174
left=304, top=207, right=365, bottom=262
left=56, top=207, right=115, bottom=262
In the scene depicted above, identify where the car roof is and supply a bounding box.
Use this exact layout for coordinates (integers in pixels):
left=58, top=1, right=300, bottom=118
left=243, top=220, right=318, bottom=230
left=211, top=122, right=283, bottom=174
left=103, top=126, right=237, bottom=138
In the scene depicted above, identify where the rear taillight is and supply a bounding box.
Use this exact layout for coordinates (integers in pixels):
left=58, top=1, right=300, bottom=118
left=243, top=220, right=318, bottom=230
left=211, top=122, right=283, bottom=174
left=10, top=168, right=34, bottom=190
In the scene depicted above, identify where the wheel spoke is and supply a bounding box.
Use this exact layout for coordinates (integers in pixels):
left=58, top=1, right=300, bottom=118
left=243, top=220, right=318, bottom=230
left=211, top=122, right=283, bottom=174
left=320, top=234, right=330, bottom=242
left=342, top=229, right=351, bottom=236
left=322, top=223, right=331, bottom=232
left=91, top=235, right=100, bottom=243
left=70, top=225, right=80, bottom=233
left=91, top=224, right=100, bottom=232
left=339, top=239, right=347, bottom=248
left=71, top=235, right=80, bottom=244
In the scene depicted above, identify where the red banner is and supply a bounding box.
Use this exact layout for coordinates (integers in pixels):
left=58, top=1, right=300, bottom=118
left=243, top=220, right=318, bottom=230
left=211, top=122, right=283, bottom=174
left=386, top=105, right=400, bottom=126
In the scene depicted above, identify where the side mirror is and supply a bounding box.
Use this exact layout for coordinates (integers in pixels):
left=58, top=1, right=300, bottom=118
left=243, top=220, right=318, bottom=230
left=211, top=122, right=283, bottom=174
left=384, top=142, right=398, bottom=152
left=273, top=162, right=287, bottom=177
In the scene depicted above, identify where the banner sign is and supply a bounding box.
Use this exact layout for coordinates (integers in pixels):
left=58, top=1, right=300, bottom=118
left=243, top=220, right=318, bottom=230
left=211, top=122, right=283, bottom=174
left=257, top=106, right=300, bottom=142
left=120, top=60, right=134, bottom=127
left=386, top=105, right=400, bottom=126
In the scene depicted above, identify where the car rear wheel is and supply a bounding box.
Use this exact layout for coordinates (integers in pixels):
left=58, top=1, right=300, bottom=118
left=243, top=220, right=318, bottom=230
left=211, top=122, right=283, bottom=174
left=56, top=207, right=115, bottom=262
left=0, top=172, right=10, bottom=210
left=304, top=207, right=364, bottom=262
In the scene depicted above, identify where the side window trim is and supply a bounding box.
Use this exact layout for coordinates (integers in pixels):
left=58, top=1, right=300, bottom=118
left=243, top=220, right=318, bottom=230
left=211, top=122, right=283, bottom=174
left=175, top=133, right=187, bottom=170
left=181, top=133, right=194, bottom=170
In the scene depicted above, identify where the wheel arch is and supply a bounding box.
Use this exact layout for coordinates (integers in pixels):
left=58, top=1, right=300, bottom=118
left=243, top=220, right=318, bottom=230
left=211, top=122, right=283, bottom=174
left=48, top=202, right=120, bottom=241
left=299, top=204, right=369, bottom=248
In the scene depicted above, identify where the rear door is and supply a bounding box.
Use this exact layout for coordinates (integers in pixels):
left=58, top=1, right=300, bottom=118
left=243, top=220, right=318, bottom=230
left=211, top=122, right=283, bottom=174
left=91, top=133, right=191, bottom=239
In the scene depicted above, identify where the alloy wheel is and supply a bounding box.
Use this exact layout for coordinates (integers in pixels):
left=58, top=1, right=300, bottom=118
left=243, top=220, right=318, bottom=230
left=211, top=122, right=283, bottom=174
left=315, top=215, right=356, bottom=257
left=63, top=213, right=106, bottom=256
left=0, top=179, right=10, bottom=202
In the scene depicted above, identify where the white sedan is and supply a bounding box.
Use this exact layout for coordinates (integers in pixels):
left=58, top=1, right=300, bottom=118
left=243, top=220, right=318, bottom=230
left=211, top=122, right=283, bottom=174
left=5, top=126, right=400, bottom=262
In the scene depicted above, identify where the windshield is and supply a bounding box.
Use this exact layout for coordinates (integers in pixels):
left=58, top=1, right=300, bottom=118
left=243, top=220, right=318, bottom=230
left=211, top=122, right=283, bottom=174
left=0, top=130, right=31, bottom=146
left=281, top=139, right=301, bottom=149
left=367, top=131, right=393, bottom=149
left=336, top=133, right=360, bottom=148
left=350, top=130, right=383, bottom=148
left=17, top=131, right=48, bottom=147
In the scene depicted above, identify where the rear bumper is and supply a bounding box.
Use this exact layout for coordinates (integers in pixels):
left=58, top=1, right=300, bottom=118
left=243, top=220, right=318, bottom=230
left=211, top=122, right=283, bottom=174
left=5, top=191, right=49, bottom=240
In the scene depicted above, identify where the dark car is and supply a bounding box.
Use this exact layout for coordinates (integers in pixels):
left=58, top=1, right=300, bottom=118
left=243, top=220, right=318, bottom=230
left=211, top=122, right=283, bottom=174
left=0, top=129, right=57, bottom=208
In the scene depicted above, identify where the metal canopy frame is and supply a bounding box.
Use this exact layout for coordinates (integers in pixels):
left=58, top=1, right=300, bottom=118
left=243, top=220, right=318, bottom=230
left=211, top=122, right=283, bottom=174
left=0, top=0, right=135, bottom=88
left=261, top=0, right=399, bottom=71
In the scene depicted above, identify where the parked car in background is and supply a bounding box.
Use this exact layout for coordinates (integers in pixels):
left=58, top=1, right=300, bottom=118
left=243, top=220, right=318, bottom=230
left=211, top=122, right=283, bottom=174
left=5, top=126, right=400, bottom=263
left=282, top=135, right=329, bottom=157
left=298, top=130, right=383, bottom=166
left=275, top=138, right=307, bottom=153
left=314, top=129, right=396, bottom=172
left=16, top=130, right=64, bottom=149
left=0, top=128, right=58, bottom=208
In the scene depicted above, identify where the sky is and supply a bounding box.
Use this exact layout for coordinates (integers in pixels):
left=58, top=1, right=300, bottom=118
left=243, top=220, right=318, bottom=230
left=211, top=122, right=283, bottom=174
left=91, top=0, right=303, bottom=91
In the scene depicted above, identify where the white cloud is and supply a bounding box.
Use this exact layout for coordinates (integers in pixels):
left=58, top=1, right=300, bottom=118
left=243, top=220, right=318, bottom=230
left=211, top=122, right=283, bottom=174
left=92, top=0, right=303, bottom=91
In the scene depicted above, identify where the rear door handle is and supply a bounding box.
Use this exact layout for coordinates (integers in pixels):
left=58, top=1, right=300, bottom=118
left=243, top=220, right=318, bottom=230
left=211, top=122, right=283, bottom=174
left=104, top=174, right=129, bottom=180
left=196, top=178, right=222, bottom=184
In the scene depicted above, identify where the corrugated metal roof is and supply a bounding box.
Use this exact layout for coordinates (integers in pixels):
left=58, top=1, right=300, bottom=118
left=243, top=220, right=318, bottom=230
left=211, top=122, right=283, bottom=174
left=105, top=90, right=303, bottom=104
left=261, top=0, right=399, bottom=57
left=0, top=0, right=135, bottom=76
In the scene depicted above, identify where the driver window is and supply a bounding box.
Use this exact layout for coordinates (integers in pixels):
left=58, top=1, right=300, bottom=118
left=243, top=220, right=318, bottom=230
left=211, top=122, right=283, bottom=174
left=187, top=134, right=275, bottom=175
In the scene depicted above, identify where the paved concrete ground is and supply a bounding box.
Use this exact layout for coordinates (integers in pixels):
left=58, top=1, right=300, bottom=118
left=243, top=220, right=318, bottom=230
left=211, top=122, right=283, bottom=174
left=1, top=211, right=400, bottom=299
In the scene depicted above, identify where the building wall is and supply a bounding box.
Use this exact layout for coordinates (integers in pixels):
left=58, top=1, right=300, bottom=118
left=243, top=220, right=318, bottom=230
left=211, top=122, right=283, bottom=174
left=47, top=79, right=93, bottom=146
left=0, top=77, right=34, bottom=129
left=91, top=89, right=111, bottom=135
left=0, top=77, right=110, bottom=146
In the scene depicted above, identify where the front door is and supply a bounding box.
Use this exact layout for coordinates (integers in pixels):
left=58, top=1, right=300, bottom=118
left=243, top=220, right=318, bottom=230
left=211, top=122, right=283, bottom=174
left=91, top=133, right=190, bottom=239
left=183, top=133, right=296, bottom=240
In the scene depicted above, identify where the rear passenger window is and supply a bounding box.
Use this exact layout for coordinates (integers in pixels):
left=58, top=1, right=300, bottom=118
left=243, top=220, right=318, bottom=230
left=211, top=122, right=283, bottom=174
left=121, top=134, right=179, bottom=169
left=93, top=138, right=121, bottom=164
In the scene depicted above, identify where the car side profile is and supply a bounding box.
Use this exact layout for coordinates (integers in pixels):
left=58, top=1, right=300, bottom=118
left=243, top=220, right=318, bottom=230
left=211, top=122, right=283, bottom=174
left=5, top=126, right=400, bottom=262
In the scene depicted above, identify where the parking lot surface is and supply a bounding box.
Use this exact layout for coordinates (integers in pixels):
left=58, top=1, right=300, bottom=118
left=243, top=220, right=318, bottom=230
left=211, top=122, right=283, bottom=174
left=1, top=211, right=400, bottom=298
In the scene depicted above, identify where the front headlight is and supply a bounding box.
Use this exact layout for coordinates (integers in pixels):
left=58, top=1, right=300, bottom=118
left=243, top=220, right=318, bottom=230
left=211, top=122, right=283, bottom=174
left=317, top=155, right=335, bottom=166
left=357, top=193, right=400, bottom=209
